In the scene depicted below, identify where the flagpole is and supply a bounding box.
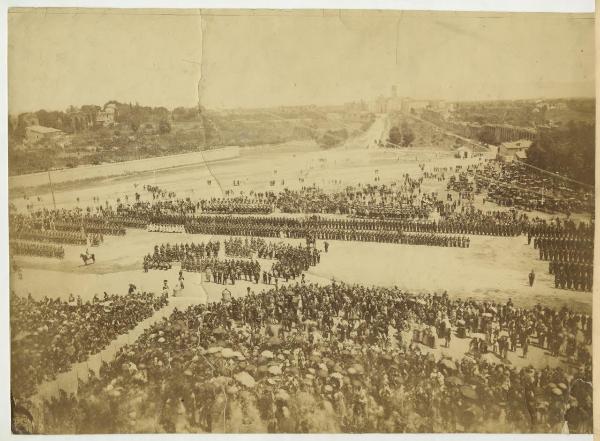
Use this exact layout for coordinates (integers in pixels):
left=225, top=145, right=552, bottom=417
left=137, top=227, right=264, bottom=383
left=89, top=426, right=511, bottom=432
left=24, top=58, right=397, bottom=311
left=47, top=170, right=56, bottom=210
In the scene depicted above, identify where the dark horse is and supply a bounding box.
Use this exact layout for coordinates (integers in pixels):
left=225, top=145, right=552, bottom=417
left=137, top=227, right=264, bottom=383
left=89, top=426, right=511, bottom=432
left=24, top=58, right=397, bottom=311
left=80, top=253, right=95, bottom=265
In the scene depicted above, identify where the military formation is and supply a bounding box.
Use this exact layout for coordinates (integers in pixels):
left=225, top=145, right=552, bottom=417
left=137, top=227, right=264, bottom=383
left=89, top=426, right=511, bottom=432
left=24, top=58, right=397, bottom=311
left=143, top=241, right=220, bottom=271
left=10, top=240, right=65, bottom=259
left=528, top=219, right=594, bottom=292
left=11, top=227, right=87, bottom=245
left=400, top=233, right=470, bottom=248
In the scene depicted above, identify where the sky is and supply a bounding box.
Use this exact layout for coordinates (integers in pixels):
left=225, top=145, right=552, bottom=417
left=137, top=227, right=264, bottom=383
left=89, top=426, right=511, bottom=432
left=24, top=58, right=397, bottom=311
left=8, top=9, right=595, bottom=114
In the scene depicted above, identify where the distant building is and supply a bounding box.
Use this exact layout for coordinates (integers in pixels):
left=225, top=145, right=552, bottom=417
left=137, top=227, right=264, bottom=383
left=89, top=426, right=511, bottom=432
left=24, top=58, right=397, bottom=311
left=21, top=113, right=39, bottom=128
left=25, top=125, right=66, bottom=146
left=456, top=146, right=472, bottom=159
left=498, top=139, right=533, bottom=162
left=96, top=103, right=117, bottom=127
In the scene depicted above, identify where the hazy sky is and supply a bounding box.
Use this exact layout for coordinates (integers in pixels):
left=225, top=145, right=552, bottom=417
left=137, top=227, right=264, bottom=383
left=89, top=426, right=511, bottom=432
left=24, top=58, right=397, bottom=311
left=8, top=9, right=594, bottom=113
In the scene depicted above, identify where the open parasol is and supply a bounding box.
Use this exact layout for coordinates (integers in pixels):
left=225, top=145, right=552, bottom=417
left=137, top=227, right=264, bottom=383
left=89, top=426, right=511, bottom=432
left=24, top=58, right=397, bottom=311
left=234, top=371, right=256, bottom=388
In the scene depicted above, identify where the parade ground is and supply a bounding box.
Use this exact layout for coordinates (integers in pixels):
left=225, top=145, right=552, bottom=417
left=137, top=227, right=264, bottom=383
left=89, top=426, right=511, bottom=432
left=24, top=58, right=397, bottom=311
left=10, top=115, right=591, bottom=316
left=9, top=114, right=592, bottom=405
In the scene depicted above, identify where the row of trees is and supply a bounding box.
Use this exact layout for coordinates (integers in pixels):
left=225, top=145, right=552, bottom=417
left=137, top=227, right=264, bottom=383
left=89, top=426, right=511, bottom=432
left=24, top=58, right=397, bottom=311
left=526, top=121, right=595, bottom=186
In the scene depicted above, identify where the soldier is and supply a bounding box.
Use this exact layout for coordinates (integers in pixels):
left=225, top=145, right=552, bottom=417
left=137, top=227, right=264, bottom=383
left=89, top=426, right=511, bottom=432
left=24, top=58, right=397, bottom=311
left=528, top=269, right=535, bottom=287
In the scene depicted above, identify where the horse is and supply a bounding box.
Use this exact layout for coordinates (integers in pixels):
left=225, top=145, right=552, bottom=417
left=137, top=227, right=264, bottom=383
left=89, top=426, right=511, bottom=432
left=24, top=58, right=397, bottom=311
left=80, top=253, right=95, bottom=265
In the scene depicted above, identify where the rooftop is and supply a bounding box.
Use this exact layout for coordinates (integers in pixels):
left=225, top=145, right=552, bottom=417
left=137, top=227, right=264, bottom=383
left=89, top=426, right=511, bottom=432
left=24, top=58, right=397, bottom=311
left=500, top=139, right=533, bottom=150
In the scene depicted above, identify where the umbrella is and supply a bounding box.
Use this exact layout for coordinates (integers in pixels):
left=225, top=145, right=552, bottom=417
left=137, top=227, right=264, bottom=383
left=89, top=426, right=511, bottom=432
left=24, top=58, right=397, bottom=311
left=261, top=350, right=274, bottom=359
left=275, top=389, right=290, bottom=402
left=221, top=348, right=236, bottom=358
left=463, top=405, right=483, bottom=419
left=352, top=363, right=365, bottom=374
left=440, top=359, right=457, bottom=371
left=461, top=386, right=478, bottom=400
left=234, top=371, right=256, bottom=388
left=268, top=365, right=282, bottom=375
left=446, top=376, right=464, bottom=386
left=266, top=337, right=283, bottom=348
left=330, top=372, right=344, bottom=380
left=211, top=376, right=232, bottom=386
left=499, top=330, right=509, bottom=338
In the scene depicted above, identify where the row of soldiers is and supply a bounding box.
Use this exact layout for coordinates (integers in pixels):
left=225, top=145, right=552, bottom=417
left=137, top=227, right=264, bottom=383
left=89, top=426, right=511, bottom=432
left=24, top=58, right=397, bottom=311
left=537, top=247, right=593, bottom=265
left=527, top=220, right=594, bottom=240
left=11, top=227, right=87, bottom=245
left=10, top=240, right=65, bottom=259
left=549, top=261, right=593, bottom=292
left=52, top=220, right=126, bottom=236
left=400, top=233, right=470, bottom=248
left=200, top=199, right=272, bottom=214
left=532, top=237, right=593, bottom=264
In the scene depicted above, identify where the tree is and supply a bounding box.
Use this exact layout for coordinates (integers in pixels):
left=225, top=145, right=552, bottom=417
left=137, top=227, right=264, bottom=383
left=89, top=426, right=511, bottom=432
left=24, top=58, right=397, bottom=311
left=400, top=121, right=415, bottom=146
left=388, top=126, right=402, bottom=146
left=402, top=127, right=415, bottom=147
left=159, top=120, right=171, bottom=134
left=477, top=130, right=496, bottom=145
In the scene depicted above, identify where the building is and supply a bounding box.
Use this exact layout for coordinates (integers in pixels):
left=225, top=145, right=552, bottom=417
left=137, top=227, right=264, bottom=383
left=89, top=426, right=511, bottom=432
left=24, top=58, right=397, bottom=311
left=25, top=125, right=65, bottom=145
left=498, top=139, right=533, bottom=162
left=455, top=146, right=472, bottom=159
left=96, top=103, right=117, bottom=127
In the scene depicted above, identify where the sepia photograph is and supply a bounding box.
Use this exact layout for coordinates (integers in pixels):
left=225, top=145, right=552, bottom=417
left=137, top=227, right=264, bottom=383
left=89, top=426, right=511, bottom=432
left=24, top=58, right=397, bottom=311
left=5, top=7, right=596, bottom=435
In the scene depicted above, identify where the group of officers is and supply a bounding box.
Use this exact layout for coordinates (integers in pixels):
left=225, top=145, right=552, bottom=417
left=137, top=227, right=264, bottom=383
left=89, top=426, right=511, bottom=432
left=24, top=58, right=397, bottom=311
left=182, top=257, right=262, bottom=285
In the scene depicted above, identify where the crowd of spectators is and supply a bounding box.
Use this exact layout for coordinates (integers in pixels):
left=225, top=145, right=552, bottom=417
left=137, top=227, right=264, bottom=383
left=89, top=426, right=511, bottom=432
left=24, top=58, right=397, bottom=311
left=10, top=290, right=169, bottom=399
left=36, top=283, right=592, bottom=434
